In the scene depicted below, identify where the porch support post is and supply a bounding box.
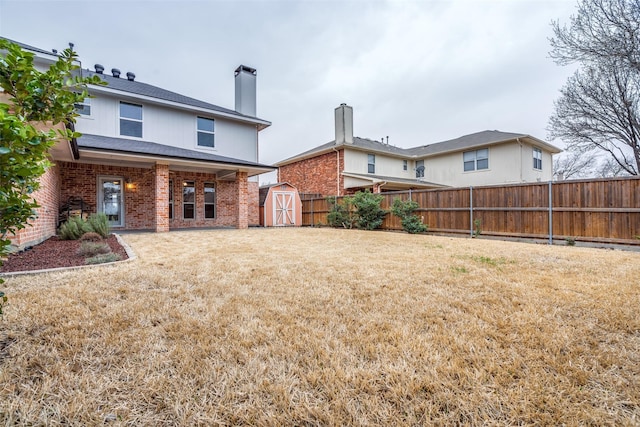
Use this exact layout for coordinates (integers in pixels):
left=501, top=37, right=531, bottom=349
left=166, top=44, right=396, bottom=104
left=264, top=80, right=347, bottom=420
left=236, top=171, right=249, bottom=229
left=155, top=163, right=170, bottom=232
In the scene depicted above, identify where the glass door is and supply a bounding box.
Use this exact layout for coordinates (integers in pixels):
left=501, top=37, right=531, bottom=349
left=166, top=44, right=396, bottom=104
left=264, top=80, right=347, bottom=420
left=98, top=177, right=124, bottom=227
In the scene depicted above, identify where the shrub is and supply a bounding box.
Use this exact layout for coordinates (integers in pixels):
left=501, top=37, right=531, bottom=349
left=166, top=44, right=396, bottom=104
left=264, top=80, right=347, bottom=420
left=59, top=216, right=92, bottom=240
left=327, top=191, right=387, bottom=230
left=77, top=241, right=112, bottom=257
left=87, top=213, right=110, bottom=238
left=85, top=253, right=121, bottom=265
left=351, top=191, right=386, bottom=230
left=391, top=198, right=427, bottom=234
left=565, top=237, right=576, bottom=246
left=79, top=232, right=103, bottom=242
left=327, top=196, right=356, bottom=229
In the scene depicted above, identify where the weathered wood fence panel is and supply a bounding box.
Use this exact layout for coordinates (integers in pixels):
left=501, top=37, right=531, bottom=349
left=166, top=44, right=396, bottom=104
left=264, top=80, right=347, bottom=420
left=300, top=177, right=640, bottom=245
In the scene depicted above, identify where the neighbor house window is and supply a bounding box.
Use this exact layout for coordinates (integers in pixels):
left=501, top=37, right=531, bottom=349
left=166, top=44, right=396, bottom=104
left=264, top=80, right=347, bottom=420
left=75, top=97, right=91, bottom=116
left=463, top=148, right=489, bottom=171
left=197, top=117, right=215, bottom=148
left=416, top=160, right=425, bottom=178
left=168, top=179, right=173, bottom=220
left=533, top=147, right=542, bottom=170
left=403, top=160, right=408, bottom=171
left=183, top=181, right=195, bottom=219
left=368, top=154, right=375, bottom=174
left=120, top=102, right=142, bottom=137
left=204, top=182, right=216, bottom=219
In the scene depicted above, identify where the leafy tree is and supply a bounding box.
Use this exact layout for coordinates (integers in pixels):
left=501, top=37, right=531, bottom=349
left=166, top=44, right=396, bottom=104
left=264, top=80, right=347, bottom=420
left=0, top=40, right=103, bottom=290
left=549, top=0, right=640, bottom=176
left=390, top=198, right=427, bottom=234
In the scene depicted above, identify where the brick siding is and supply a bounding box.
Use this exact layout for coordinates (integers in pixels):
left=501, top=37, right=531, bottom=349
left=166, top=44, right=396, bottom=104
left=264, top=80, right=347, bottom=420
left=278, top=149, right=344, bottom=197
left=9, top=163, right=60, bottom=250
left=59, top=162, right=253, bottom=231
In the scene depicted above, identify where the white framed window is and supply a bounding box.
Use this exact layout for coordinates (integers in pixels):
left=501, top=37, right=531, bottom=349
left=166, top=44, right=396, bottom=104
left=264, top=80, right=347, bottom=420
left=416, top=160, right=425, bottom=178
left=403, top=160, right=408, bottom=171
left=75, top=97, right=91, bottom=116
left=197, top=117, right=215, bottom=148
left=183, top=181, right=195, bottom=219
left=120, top=102, right=143, bottom=137
left=533, top=147, right=542, bottom=170
left=368, top=154, right=375, bottom=174
left=168, top=179, right=173, bottom=220
left=463, top=148, right=489, bottom=171
left=204, top=182, right=216, bottom=219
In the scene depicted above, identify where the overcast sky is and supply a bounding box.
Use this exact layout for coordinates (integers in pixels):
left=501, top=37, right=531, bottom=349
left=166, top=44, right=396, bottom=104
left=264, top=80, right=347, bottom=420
left=1, top=0, right=577, bottom=179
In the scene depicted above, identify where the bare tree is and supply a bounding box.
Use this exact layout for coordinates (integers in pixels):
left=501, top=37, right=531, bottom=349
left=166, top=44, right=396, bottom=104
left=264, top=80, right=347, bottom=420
left=553, top=149, right=595, bottom=180
left=550, top=0, right=640, bottom=70
left=549, top=0, right=640, bottom=175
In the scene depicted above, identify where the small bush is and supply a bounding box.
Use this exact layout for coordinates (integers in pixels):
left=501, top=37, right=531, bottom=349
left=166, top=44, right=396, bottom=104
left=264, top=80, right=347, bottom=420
left=473, top=218, right=482, bottom=237
left=59, top=216, right=92, bottom=240
left=327, top=196, right=356, bottom=229
left=391, top=198, right=427, bottom=234
left=77, top=241, right=112, bottom=257
left=87, top=213, right=110, bottom=238
left=79, top=232, right=103, bottom=242
left=565, top=237, right=576, bottom=246
left=352, top=191, right=386, bottom=230
left=85, top=253, right=121, bottom=265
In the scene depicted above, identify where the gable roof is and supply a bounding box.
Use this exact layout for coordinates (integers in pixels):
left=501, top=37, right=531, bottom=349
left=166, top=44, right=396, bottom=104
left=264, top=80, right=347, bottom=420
left=406, top=130, right=561, bottom=156
left=79, top=69, right=271, bottom=130
left=275, top=130, right=561, bottom=166
left=1, top=37, right=270, bottom=129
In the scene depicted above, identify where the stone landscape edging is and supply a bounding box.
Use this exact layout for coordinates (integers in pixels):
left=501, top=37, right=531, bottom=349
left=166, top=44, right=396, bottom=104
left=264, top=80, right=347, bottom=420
left=0, top=234, right=136, bottom=278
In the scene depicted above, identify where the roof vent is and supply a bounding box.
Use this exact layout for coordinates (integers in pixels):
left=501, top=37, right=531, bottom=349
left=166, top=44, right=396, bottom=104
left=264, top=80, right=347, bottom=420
left=94, top=64, right=104, bottom=74
left=126, top=71, right=136, bottom=81
left=111, top=68, right=121, bottom=78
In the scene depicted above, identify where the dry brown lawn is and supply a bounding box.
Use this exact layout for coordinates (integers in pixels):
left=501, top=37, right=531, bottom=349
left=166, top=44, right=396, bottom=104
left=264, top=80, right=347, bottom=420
left=0, top=228, right=639, bottom=426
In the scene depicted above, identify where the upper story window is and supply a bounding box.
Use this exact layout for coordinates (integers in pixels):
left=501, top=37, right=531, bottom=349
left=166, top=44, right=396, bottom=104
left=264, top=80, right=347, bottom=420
left=463, top=148, right=489, bottom=172
left=75, top=97, right=91, bottom=116
left=368, top=154, right=375, bottom=174
left=403, top=160, right=408, bottom=171
left=120, top=102, right=143, bottom=138
left=197, top=117, right=215, bottom=148
left=533, top=147, right=542, bottom=170
left=416, top=160, right=425, bottom=178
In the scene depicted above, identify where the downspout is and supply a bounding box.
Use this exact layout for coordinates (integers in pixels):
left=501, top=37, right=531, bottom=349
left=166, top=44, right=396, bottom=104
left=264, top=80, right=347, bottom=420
left=376, top=181, right=387, bottom=193
left=333, top=147, right=340, bottom=196
left=517, top=138, right=523, bottom=182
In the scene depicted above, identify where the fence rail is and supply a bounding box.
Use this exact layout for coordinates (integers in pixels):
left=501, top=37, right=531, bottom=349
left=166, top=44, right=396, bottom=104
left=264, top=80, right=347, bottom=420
left=300, top=177, right=640, bottom=245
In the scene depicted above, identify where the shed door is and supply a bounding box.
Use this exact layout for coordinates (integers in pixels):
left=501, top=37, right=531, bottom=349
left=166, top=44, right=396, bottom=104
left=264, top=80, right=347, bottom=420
left=273, top=191, right=295, bottom=226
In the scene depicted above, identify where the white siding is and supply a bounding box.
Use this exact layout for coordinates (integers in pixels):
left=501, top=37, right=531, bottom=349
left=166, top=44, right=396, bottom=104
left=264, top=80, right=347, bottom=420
left=75, top=93, right=259, bottom=162
left=423, top=142, right=553, bottom=187
left=344, top=150, right=413, bottom=178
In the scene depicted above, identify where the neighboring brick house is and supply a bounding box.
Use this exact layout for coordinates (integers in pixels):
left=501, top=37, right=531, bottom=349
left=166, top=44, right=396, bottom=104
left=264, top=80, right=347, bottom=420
left=4, top=38, right=273, bottom=250
left=276, top=104, right=561, bottom=197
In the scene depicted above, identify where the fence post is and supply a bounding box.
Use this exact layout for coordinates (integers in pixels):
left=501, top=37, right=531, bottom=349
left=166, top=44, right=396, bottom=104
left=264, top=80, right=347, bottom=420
left=470, top=186, right=474, bottom=238
left=548, top=181, right=553, bottom=245
left=409, top=188, right=412, bottom=201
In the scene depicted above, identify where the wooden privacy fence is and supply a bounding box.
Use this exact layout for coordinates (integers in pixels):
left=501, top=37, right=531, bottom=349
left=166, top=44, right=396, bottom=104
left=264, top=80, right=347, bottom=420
left=301, top=177, right=640, bottom=245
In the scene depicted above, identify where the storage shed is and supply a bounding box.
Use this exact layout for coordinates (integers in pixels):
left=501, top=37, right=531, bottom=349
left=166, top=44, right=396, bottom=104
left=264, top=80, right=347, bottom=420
left=259, top=182, right=302, bottom=227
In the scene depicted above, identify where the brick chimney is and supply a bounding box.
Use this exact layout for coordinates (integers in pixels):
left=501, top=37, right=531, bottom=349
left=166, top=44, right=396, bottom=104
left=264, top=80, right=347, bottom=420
left=335, top=103, right=353, bottom=144
left=234, top=65, right=257, bottom=116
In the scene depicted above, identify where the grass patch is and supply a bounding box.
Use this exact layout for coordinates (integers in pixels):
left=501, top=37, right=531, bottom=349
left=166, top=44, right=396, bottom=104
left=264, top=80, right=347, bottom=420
left=1, top=228, right=639, bottom=424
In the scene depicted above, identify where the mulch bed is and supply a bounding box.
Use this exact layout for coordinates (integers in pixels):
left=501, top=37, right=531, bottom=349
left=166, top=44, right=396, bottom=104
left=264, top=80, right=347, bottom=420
left=0, top=234, right=128, bottom=273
